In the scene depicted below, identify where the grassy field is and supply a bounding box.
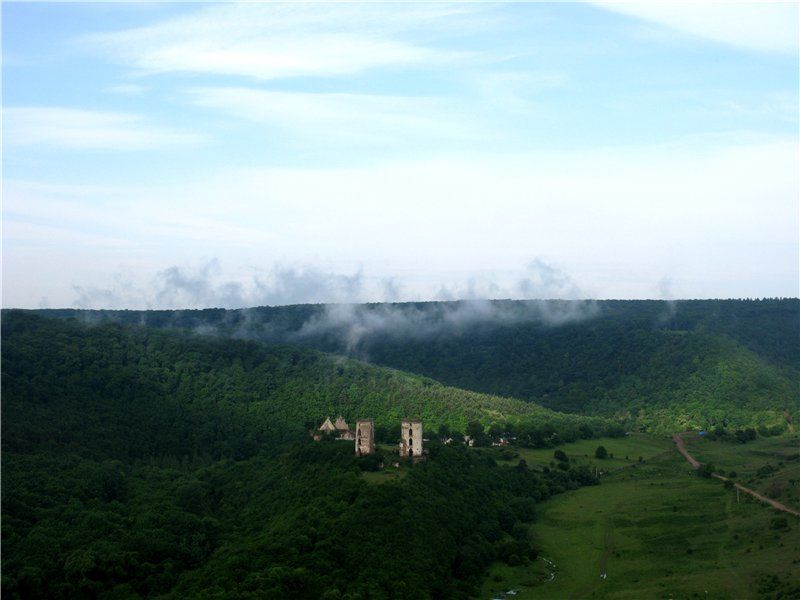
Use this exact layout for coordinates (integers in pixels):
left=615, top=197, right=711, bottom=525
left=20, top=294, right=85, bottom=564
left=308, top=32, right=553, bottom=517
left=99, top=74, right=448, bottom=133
left=481, top=436, right=800, bottom=600
left=496, top=433, right=672, bottom=472
left=682, top=432, right=800, bottom=509
left=361, top=464, right=408, bottom=484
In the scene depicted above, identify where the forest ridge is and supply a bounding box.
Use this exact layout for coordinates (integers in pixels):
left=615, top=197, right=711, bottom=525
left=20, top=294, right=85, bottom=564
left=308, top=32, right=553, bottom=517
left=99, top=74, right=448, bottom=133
left=33, top=298, right=800, bottom=432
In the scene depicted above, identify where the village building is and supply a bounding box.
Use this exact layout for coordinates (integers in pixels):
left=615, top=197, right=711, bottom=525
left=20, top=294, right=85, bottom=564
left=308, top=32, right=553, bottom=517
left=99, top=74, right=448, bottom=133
left=399, top=419, right=423, bottom=457
left=355, top=419, right=375, bottom=456
left=334, top=416, right=349, bottom=431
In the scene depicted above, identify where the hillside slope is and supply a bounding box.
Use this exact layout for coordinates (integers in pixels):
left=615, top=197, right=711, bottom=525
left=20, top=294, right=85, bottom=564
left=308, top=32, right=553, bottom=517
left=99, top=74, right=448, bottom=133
left=35, top=299, right=800, bottom=432
left=2, top=312, right=611, bottom=462
left=1, top=312, right=606, bottom=598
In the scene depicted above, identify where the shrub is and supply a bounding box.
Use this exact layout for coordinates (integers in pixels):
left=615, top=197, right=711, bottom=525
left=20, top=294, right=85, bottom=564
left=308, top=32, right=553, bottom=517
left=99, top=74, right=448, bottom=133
left=697, top=463, right=714, bottom=478
left=770, top=517, right=789, bottom=530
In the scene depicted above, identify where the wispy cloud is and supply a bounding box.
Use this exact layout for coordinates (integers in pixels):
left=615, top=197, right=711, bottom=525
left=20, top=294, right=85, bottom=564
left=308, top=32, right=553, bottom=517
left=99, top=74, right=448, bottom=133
left=3, top=107, right=202, bottom=150
left=84, top=3, right=482, bottom=80
left=592, top=2, right=799, bottom=53
left=105, top=83, right=147, bottom=96
left=189, top=87, right=483, bottom=145
left=5, top=136, right=797, bottom=307
left=71, top=260, right=369, bottom=310
left=69, top=257, right=591, bottom=311
left=472, top=71, right=569, bottom=111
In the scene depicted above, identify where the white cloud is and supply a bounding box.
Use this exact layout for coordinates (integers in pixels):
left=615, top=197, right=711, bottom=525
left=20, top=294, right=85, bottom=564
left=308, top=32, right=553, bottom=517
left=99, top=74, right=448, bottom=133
left=3, top=107, right=202, bottom=150
left=592, top=2, right=799, bottom=53
left=189, top=87, right=483, bottom=145
left=4, top=137, right=797, bottom=307
left=85, top=3, right=480, bottom=80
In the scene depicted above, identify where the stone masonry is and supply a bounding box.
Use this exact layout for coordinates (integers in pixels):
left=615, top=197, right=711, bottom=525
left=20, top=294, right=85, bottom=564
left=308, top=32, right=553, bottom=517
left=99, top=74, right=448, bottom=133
left=355, top=419, right=375, bottom=456
left=399, top=419, right=423, bottom=457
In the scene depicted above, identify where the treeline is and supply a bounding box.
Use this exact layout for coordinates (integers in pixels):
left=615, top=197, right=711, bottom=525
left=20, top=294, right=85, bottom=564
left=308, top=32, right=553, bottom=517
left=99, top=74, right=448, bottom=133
left=704, top=426, right=785, bottom=444
left=408, top=418, right=625, bottom=449
left=346, top=304, right=798, bottom=433
left=2, top=312, right=615, bottom=464
left=35, top=299, right=800, bottom=433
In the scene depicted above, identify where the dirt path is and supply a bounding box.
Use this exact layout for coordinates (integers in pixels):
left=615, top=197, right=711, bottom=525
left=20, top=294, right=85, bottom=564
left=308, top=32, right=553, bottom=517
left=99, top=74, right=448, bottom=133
left=673, top=432, right=800, bottom=518
left=672, top=432, right=701, bottom=468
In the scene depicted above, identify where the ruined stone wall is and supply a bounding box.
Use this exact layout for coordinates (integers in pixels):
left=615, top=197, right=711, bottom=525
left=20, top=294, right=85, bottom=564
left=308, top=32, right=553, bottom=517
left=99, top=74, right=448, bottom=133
left=399, top=420, right=423, bottom=457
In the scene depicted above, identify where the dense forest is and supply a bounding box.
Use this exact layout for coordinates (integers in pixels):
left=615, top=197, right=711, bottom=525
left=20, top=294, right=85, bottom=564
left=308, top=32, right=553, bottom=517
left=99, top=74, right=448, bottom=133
left=2, top=312, right=613, bottom=598
left=2, top=311, right=616, bottom=451
left=3, top=437, right=597, bottom=599
left=3, top=302, right=798, bottom=596
left=39, top=299, right=800, bottom=432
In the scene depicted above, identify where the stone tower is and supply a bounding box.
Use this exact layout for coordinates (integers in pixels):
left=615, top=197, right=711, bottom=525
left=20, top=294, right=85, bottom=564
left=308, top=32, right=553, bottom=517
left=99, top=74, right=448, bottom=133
left=399, top=419, right=423, bottom=457
left=355, top=419, right=375, bottom=456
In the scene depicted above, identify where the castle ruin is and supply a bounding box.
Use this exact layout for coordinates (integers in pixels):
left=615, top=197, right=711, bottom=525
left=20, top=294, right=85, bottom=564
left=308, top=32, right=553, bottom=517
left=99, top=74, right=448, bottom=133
left=355, top=419, right=375, bottom=456
left=399, top=419, right=423, bottom=457
left=315, top=416, right=424, bottom=458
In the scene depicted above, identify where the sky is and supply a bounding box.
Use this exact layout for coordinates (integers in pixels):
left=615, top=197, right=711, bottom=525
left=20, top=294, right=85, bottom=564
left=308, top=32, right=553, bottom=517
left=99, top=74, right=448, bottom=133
left=2, top=1, right=798, bottom=309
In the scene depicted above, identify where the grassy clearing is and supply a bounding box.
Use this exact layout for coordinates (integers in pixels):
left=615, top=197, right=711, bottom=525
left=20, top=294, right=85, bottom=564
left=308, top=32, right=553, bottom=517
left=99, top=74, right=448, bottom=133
left=481, top=438, right=800, bottom=600
left=683, top=433, right=800, bottom=508
left=496, top=433, right=672, bottom=472
left=361, top=465, right=407, bottom=484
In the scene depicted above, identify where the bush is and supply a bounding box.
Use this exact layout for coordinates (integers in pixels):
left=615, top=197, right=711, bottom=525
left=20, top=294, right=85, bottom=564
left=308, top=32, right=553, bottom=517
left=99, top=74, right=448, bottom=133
left=595, top=446, right=608, bottom=459
left=356, top=453, right=383, bottom=472
left=757, top=464, right=776, bottom=477
left=697, top=463, right=714, bottom=478
left=499, top=448, right=519, bottom=461
left=770, top=517, right=789, bottom=530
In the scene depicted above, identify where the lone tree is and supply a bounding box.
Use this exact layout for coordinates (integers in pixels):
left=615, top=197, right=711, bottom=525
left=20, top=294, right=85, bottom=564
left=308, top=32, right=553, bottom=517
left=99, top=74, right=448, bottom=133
left=697, top=462, right=715, bottom=478
left=554, top=450, right=568, bottom=462
left=595, top=446, right=608, bottom=459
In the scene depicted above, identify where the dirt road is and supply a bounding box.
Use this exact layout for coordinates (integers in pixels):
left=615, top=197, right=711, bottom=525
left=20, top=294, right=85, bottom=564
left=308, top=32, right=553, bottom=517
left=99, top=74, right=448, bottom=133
left=672, top=432, right=701, bottom=468
left=673, top=432, right=800, bottom=518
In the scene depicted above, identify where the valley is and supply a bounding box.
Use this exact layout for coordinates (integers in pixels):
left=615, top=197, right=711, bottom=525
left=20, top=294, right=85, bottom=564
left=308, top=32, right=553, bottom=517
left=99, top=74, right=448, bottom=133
left=2, top=301, right=798, bottom=598
left=482, top=434, right=800, bottom=600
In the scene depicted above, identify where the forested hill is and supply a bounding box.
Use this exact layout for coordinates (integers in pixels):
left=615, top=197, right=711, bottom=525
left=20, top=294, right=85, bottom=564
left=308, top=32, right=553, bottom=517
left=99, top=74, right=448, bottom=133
left=1, top=312, right=609, bottom=598
left=1, top=311, right=613, bottom=461
left=35, top=299, right=800, bottom=432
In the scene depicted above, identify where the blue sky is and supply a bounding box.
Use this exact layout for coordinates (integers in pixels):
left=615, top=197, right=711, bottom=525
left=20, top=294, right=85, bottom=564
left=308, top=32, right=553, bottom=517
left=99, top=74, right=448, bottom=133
left=3, top=2, right=798, bottom=308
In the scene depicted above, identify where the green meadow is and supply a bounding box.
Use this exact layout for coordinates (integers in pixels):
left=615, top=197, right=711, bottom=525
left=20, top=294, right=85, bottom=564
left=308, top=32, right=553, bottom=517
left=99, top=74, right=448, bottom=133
left=683, top=433, right=800, bottom=508
left=497, top=433, right=672, bottom=471
left=482, top=436, right=800, bottom=600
